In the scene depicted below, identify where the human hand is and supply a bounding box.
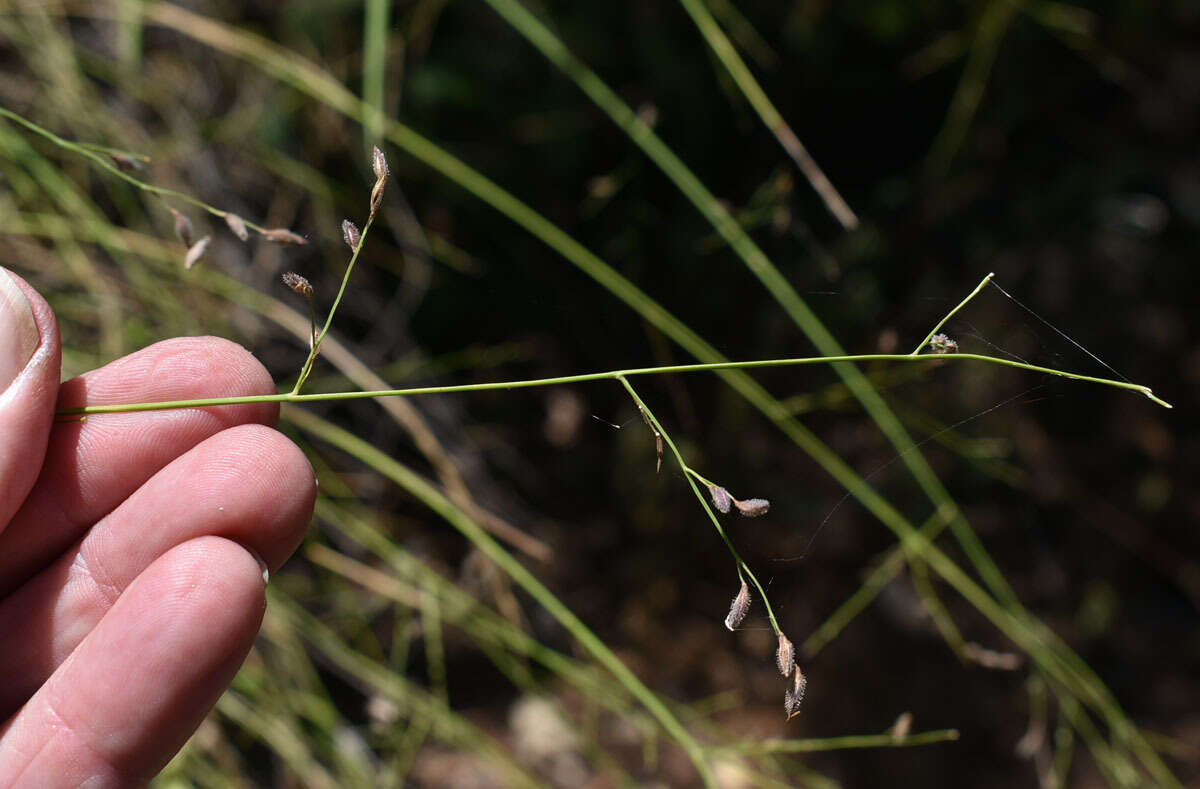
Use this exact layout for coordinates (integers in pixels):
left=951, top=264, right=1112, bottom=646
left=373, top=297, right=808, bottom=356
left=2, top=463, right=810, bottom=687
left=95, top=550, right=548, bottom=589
left=0, top=268, right=316, bottom=786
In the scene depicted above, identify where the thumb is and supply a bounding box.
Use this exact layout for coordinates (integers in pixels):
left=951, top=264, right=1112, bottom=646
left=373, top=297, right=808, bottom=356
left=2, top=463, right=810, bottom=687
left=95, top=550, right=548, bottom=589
left=0, top=267, right=61, bottom=531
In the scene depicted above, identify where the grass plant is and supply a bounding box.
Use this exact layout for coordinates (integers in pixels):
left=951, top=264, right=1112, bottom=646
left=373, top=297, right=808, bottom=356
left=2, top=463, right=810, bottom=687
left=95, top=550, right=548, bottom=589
left=0, top=4, right=1186, bottom=785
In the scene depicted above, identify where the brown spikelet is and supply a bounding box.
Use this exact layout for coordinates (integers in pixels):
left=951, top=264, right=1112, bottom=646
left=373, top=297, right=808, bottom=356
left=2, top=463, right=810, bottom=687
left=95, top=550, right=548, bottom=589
left=372, top=145, right=390, bottom=183
left=889, top=712, right=913, bottom=740
left=776, top=632, right=795, bottom=677
left=261, top=227, right=307, bottom=245
left=724, top=580, right=751, bottom=631
left=929, top=333, right=959, bottom=354
left=342, top=219, right=361, bottom=250
left=183, top=236, right=211, bottom=270
left=784, top=665, right=807, bottom=721
left=224, top=213, right=249, bottom=241
left=109, top=152, right=143, bottom=172
left=733, top=497, right=770, bottom=518
left=369, top=146, right=389, bottom=216
left=708, top=484, right=732, bottom=514
left=281, top=271, right=313, bottom=298
left=170, top=208, right=194, bottom=246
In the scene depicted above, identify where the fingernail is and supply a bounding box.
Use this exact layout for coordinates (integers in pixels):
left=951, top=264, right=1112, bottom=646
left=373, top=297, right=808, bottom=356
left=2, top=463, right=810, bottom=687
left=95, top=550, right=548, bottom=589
left=245, top=546, right=270, bottom=585
left=0, top=267, right=39, bottom=395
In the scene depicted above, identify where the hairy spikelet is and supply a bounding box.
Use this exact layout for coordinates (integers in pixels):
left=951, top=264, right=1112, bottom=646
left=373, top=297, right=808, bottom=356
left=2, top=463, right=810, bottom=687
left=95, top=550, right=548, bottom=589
left=733, top=497, right=770, bottom=517
left=776, top=633, right=795, bottom=677
left=170, top=208, right=194, bottom=246
left=342, top=219, right=361, bottom=250
left=784, top=666, right=807, bottom=720
left=261, top=227, right=307, bottom=245
left=708, top=484, right=732, bottom=514
left=724, top=580, right=751, bottom=631
left=281, top=271, right=313, bottom=298
left=183, top=236, right=210, bottom=269
left=224, top=213, right=249, bottom=241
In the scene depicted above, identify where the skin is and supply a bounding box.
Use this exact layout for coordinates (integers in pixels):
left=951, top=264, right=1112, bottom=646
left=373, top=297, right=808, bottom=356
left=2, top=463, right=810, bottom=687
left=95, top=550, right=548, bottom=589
left=0, top=272, right=316, bottom=787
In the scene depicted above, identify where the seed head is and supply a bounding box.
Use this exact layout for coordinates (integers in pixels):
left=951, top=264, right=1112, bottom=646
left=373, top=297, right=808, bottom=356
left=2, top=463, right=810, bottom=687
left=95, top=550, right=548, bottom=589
left=342, top=219, right=361, bottom=250
left=776, top=632, right=795, bottom=677
left=733, top=497, right=770, bottom=518
left=281, top=271, right=313, bottom=298
left=707, top=484, right=732, bottom=514
left=784, top=665, right=807, bottom=721
left=889, top=712, right=913, bottom=740
left=261, top=227, right=308, bottom=245
left=224, top=213, right=249, bottom=241
left=109, top=152, right=143, bottom=172
left=369, top=146, right=389, bottom=216
left=724, top=580, right=751, bottom=631
left=170, top=208, right=194, bottom=246
left=183, top=236, right=211, bottom=270
left=929, top=333, right=958, bottom=354
left=372, top=145, right=389, bottom=184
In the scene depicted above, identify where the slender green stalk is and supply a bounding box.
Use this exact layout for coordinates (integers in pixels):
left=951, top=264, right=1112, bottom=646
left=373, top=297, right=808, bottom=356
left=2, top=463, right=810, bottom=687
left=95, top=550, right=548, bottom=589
left=475, top=0, right=1032, bottom=621
left=283, top=406, right=719, bottom=788
left=268, top=591, right=548, bottom=788
left=911, top=272, right=996, bottom=354
left=0, top=104, right=265, bottom=231
left=618, top=376, right=781, bottom=636
left=926, top=0, right=1021, bottom=179
left=12, top=11, right=1176, bottom=780
left=362, top=0, right=390, bottom=147
left=803, top=509, right=954, bottom=658
left=292, top=211, right=378, bottom=394
left=673, top=0, right=858, bottom=229
left=57, top=351, right=1170, bottom=416
left=712, top=728, right=960, bottom=754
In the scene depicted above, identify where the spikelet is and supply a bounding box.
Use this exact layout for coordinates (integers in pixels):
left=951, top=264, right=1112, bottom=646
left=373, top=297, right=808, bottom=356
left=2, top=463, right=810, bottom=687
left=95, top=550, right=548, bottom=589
left=109, top=152, right=143, bottom=172
left=183, top=236, right=211, bottom=270
left=281, top=271, right=313, bottom=298
left=784, top=665, right=807, bottom=720
left=170, top=208, right=194, bottom=246
left=776, top=632, right=795, bottom=677
left=889, top=712, right=913, bottom=740
left=261, top=227, right=308, bottom=245
left=342, top=219, right=361, bottom=250
left=369, top=145, right=389, bottom=216
left=224, top=213, right=249, bottom=241
left=929, top=333, right=959, bottom=354
left=707, top=484, right=732, bottom=514
left=733, top=497, right=770, bottom=518
left=724, top=580, right=751, bottom=631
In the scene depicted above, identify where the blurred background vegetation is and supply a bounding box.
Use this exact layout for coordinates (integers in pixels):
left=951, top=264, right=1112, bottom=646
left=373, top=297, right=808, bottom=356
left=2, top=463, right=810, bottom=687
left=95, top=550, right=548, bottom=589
left=1, top=0, right=1197, bottom=786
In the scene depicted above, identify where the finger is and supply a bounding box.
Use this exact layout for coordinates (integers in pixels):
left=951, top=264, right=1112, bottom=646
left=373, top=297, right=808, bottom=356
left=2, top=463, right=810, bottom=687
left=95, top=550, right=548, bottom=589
left=0, top=536, right=267, bottom=788
left=0, top=268, right=61, bottom=530
left=0, top=336, right=279, bottom=596
left=0, top=423, right=314, bottom=715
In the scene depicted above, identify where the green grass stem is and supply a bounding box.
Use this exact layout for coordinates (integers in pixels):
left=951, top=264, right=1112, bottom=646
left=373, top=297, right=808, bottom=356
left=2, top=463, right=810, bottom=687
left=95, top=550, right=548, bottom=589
left=283, top=406, right=719, bottom=787
left=57, top=351, right=1169, bottom=416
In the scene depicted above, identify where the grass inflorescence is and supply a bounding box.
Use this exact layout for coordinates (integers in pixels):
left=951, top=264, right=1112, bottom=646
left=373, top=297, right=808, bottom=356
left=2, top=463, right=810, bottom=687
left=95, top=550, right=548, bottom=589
left=0, top=4, right=1185, bottom=786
